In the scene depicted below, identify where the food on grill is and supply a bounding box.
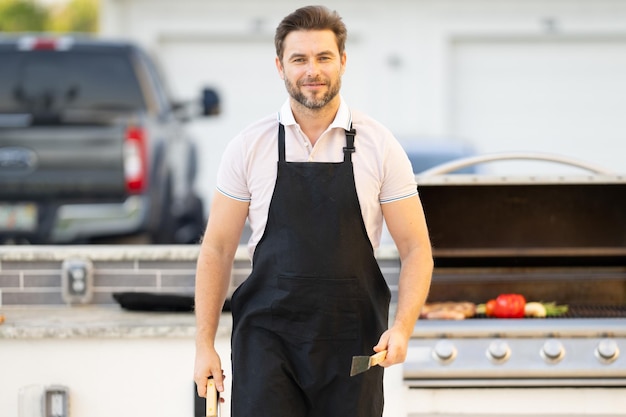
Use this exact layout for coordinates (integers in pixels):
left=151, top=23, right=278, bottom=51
left=477, top=297, right=569, bottom=318
left=485, top=299, right=496, bottom=317
left=476, top=294, right=526, bottom=319
left=476, top=294, right=526, bottom=318
left=524, top=302, right=547, bottom=318
left=493, top=293, right=527, bottom=318
left=420, top=302, right=476, bottom=320
left=539, top=301, right=569, bottom=317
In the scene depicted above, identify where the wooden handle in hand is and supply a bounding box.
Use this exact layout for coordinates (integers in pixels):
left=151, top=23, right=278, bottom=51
left=206, top=378, right=218, bottom=417
left=370, top=350, right=387, bottom=367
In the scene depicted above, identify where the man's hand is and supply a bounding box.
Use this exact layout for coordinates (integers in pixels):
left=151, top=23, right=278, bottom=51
left=373, top=325, right=410, bottom=367
left=194, top=346, right=226, bottom=397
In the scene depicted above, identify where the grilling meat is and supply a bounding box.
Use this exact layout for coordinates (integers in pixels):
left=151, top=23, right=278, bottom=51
left=420, top=302, right=476, bottom=320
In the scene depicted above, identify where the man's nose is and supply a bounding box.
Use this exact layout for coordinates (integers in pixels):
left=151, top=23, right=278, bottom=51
left=306, top=60, right=320, bottom=76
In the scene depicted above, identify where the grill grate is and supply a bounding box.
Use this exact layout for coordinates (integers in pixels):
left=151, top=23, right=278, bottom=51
left=562, top=304, right=626, bottom=318
left=473, top=304, right=626, bottom=319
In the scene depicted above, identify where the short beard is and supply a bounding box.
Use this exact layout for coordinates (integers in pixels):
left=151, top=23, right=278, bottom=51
left=284, top=76, right=341, bottom=110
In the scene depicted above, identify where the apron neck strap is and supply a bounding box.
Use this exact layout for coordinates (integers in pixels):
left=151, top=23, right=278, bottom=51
left=277, top=123, right=357, bottom=163
left=279, top=123, right=286, bottom=162
left=343, top=126, right=356, bottom=162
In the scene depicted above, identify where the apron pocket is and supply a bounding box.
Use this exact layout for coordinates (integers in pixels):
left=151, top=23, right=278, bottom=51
left=271, top=275, right=360, bottom=341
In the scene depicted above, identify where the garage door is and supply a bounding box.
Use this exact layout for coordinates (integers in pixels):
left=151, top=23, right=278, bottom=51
left=159, top=36, right=284, bottom=132
left=450, top=37, right=626, bottom=175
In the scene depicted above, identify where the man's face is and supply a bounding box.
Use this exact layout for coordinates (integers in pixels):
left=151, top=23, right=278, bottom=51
left=276, top=30, right=346, bottom=110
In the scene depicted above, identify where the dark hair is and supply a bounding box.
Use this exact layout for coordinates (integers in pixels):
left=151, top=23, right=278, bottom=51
left=274, top=5, right=347, bottom=60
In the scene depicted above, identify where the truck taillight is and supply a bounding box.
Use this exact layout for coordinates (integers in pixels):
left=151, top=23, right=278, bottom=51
left=124, top=127, right=148, bottom=193
left=18, top=36, right=73, bottom=51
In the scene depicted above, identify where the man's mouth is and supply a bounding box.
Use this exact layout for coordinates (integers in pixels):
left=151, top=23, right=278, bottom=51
left=300, top=79, right=326, bottom=88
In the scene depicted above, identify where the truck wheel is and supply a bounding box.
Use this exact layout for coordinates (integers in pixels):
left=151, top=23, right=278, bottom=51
left=151, top=178, right=177, bottom=244
left=174, top=194, right=205, bottom=244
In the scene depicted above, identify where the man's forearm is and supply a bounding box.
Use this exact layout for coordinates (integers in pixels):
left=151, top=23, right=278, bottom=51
left=393, top=248, right=433, bottom=336
left=194, top=247, right=234, bottom=346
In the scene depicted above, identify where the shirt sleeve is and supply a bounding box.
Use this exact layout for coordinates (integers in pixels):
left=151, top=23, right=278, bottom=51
left=216, top=135, right=251, bottom=202
left=379, top=135, right=418, bottom=204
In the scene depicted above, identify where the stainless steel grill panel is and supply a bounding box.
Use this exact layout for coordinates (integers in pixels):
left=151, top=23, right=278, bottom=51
left=405, top=174, right=626, bottom=387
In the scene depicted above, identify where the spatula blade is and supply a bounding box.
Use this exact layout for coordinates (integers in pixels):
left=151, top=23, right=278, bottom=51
left=350, top=350, right=387, bottom=376
left=350, top=355, right=371, bottom=376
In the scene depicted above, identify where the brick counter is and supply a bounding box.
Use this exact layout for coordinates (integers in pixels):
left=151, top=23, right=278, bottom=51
left=0, top=245, right=399, bottom=307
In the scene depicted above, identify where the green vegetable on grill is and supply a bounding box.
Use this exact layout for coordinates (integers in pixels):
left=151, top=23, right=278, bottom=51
left=476, top=300, right=568, bottom=318
left=541, top=301, right=569, bottom=317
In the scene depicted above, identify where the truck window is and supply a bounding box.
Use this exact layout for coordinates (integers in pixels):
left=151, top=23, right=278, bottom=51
left=0, top=51, right=145, bottom=117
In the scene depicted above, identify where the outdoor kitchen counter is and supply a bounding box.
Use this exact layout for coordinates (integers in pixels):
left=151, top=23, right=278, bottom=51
left=0, top=306, right=232, bottom=339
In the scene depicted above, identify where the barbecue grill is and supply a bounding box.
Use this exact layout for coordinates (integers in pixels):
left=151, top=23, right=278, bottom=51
left=404, top=153, right=626, bottom=390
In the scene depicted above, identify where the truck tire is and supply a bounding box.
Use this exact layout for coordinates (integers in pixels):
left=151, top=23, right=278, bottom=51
left=174, top=194, right=205, bottom=244
left=151, top=176, right=177, bottom=244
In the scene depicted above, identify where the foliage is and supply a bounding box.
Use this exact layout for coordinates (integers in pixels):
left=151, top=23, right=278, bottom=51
left=0, top=0, right=99, bottom=33
left=48, top=0, right=99, bottom=33
left=0, top=0, right=48, bottom=32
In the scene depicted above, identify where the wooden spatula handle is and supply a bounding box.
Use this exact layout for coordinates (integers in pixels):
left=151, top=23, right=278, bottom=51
left=206, top=377, right=218, bottom=417
left=370, top=350, right=387, bottom=367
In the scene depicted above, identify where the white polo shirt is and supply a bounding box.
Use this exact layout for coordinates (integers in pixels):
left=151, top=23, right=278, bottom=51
left=216, top=97, right=417, bottom=259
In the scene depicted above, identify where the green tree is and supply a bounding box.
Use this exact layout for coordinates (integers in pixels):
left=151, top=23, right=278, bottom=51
left=0, top=0, right=49, bottom=32
left=0, top=0, right=99, bottom=34
left=48, top=0, right=99, bottom=33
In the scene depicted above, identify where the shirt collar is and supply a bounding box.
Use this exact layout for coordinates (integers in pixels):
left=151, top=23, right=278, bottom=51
left=277, top=96, right=352, bottom=130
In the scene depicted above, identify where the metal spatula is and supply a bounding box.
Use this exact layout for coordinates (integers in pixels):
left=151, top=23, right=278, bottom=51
left=350, top=350, right=387, bottom=376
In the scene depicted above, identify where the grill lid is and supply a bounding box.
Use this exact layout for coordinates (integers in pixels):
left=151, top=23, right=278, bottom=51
left=418, top=178, right=626, bottom=250
left=416, top=153, right=626, bottom=257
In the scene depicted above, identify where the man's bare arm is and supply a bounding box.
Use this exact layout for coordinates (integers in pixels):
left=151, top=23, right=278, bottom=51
left=194, top=191, right=249, bottom=395
left=376, top=195, right=433, bottom=365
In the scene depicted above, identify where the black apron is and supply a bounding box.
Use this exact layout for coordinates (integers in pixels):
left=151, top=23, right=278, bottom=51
left=230, top=123, right=391, bottom=417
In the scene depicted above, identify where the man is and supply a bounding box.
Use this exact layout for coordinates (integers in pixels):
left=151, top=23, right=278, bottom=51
left=194, top=5, right=433, bottom=417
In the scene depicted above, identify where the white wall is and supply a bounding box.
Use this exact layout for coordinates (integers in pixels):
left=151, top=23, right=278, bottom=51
left=450, top=36, right=626, bottom=174
left=1, top=336, right=230, bottom=417
left=99, top=0, right=626, bottom=201
left=1, top=335, right=411, bottom=417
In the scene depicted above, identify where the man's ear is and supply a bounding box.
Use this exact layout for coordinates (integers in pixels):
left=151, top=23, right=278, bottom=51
left=340, top=51, right=347, bottom=76
left=275, top=56, right=285, bottom=80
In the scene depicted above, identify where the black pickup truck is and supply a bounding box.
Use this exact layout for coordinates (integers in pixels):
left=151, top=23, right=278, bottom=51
left=0, top=35, right=219, bottom=244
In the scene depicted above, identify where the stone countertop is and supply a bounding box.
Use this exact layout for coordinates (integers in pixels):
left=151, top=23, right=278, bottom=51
left=0, top=244, right=205, bottom=261
left=0, top=244, right=399, bottom=262
left=0, top=306, right=232, bottom=340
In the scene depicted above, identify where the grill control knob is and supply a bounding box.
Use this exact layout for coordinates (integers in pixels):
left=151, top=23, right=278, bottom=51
left=432, top=340, right=457, bottom=363
left=487, top=340, right=510, bottom=362
left=595, top=339, right=619, bottom=363
left=541, top=339, right=565, bottom=362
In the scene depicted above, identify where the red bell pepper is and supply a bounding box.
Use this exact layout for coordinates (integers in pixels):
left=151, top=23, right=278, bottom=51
left=493, top=293, right=526, bottom=318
